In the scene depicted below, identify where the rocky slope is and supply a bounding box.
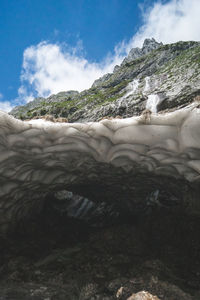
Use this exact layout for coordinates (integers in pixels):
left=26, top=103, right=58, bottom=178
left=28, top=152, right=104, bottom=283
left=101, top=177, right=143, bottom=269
left=10, top=39, right=200, bottom=122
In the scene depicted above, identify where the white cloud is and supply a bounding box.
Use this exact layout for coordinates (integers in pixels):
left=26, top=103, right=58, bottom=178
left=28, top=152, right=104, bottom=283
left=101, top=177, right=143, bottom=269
left=0, top=101, right=14, bottom=112
left=19, top=42, right=124, bottom=102
left=0, top=93, right=14, bottom=112
left=129, top=0, right=200, bottom=47
left=18, top=0, right=200, bottom=103
left=18, top=86, right=34, bottom=103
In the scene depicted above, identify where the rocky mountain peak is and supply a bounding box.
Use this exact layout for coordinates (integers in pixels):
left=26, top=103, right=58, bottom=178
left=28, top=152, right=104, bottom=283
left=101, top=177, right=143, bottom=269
left=121, top=38, right=163, bottom=66
left=142, top=37, right=159, bottom=46
left=93, top=38, right=163, bottom=87
left=142, top=37, right=163, bottom=52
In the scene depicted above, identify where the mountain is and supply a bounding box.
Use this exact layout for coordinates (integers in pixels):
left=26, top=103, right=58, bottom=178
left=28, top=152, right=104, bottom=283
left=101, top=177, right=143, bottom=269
left=10, top=38, right=200, bottom=122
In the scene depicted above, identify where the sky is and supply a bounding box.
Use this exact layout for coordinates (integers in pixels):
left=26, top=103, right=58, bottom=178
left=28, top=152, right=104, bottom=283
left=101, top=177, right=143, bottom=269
left=0, top=0, right=200, bottom=112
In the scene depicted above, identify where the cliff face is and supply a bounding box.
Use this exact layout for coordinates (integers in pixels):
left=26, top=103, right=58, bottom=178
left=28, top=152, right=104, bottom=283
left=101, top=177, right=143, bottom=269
left=10, top=39, right=200, bottom=122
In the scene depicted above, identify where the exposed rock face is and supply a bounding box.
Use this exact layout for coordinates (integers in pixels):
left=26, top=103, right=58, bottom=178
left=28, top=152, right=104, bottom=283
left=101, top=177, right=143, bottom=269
left=92, top=72, right=113, bottom=88
left=121, top=38, right=163, bottom=66
left=77, top=39, right=162, bottom=89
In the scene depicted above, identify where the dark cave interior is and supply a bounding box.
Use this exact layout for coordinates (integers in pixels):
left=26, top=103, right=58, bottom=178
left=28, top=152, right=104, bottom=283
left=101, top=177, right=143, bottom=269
left=0, top=179, right=200, bottom=299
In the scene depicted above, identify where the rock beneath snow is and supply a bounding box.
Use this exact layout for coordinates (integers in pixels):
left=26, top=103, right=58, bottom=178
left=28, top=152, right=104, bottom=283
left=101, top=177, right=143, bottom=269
left=127, top=291, right=160, bottom=300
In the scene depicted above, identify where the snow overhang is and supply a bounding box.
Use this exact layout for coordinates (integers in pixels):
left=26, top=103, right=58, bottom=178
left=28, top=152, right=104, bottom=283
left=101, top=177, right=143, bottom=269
left=1, top=105, right=200, bottom=231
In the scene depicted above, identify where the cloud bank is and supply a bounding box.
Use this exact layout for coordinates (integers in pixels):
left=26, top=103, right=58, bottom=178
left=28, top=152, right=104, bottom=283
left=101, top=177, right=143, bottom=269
left=3, top=0, right=200, bottom=111
left=0, top=93, right=14, bottom=112
left=0, top=101, right=14, bottom=112
left=130, top=0, right=200, bottom=47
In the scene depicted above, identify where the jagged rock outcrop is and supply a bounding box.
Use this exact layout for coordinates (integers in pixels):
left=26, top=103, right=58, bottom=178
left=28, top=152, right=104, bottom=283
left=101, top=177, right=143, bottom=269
left=92, top=72, right=113, bottom=88
left=121, top=38, right=163, bottom=66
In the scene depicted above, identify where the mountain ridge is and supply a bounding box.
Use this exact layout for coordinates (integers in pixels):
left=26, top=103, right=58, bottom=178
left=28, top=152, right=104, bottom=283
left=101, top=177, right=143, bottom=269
left=10, top=39, right=200, bottom=122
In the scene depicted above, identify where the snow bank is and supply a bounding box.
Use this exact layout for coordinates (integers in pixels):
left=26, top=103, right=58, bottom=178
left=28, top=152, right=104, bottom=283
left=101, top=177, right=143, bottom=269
left=0, top=105, right=200, bottom=230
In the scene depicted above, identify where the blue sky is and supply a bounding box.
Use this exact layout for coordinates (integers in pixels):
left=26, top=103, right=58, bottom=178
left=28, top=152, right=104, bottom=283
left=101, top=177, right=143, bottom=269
left=0, top=0, right=200, bottom=111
